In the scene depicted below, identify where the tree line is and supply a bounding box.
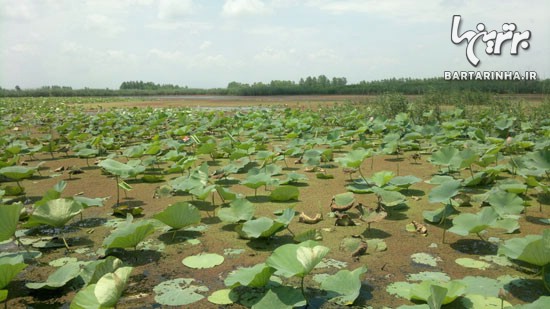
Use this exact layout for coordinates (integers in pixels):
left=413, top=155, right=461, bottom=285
left=1, top=76, right=548, bottom=97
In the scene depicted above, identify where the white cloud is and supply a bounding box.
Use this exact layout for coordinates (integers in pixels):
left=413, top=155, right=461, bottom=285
left=199, top=41, right=212, bottom=50
left=222, top=0, right=270, bottom=17
left=146, top=20, right=212, bottom=32
left=158, top=0, right=194, bottom=20
left=85, top=14, right=125, bottom=37
left=149, top=48, right=185, bottom=61
left=0, top=0, right=36, bottom=21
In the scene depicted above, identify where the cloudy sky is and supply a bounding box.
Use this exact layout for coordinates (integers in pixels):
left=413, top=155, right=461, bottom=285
left=1, top=0, right=548, bottom=89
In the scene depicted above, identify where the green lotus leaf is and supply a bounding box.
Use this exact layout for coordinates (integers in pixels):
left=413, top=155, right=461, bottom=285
left=98, top=159, right=145, bottom=178
left=487, top=190, right=524, bottom=216
left=527, top=149, right=550, bottom=170
left=224, top=263, right=275, bottom=288
left=430, top=146, right=460, bottom=167
left=422, top=204, right=459, bottom=223
left=512, top=296, right=550, bottom=308
left=25, top=198, right=82, bottom=228
left=153, top=202, right=201, bottom=230
left=207, top=289, right=235, bottom=305
left=251, top=286, right=305, bottom=309
left=498, top=229, right=550, bottom=267
left=76, top=148, right=99, bottom=158
left=73, top=196, right=105, bottom=209
left=265, top=240, right=326, bottom=278
left=0, top=165, right=35, bottom=180
left=189, top=184, right=217, bottom=200
left=270, top=186, right=299, bottom=202
left=320, top=266, right=367, bottom=305
left=448, top=207, right=498, bottom=236
left=102, top=215, right=155, bottom=249
left=334, top=148, right=372, bottom=168
left=371, top=170, right=395, bottom=187
left=0, top=255, right=27, bottom=290
left=95, top=267, right=133, bottom=307
left=372, top=187, right=406, bottom=206
left=333, top=192, right=355, bottom=206
left=238, top=217, right=286, bottom=239
left=218, top=198, right=255, bottom=223
left=409, top=280, right=466, bottom=305
left=182, top=253, right=224, bottom=269
left=80, top=256, right=124, bottom=286
left=0, top=203, right=23, bottom=242
left=153, top=278, right=208, bottom=306
left=428, top=180, right=461, bottom=203
left=26, top=262, right=82, bottom=290
left=389, top=175, right=422, bottom=189
left=280, top=172, right=308, bottom=185
left=241, top=173, right=272, bottom=190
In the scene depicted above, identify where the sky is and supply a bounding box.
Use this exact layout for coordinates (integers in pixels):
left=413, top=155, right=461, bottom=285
left=1, top=0, right=549, bottom=89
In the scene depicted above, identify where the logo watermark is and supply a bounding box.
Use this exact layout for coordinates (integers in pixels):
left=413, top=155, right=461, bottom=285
left=444, top=71, right=537, bottom=81
left=451, top=15, right=531, bottom=67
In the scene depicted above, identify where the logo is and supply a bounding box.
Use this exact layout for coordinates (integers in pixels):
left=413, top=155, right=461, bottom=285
left=451, top=15, right=531, bottom=67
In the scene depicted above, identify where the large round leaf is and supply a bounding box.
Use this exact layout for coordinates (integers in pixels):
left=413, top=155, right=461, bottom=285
left=428, top=180, right=461, bottom=203
left=98, top=159, right=145, bottom=178
left=487, top=190, right=524, bottom=216
left=26, top=262, right=82, bottom=290
left=0, top=166, right=35, bottom=180
left=182, top=253, right=224, bottom=269
left=0, top=255, right=27, bottom=290
left=265, top=240, right=328, bottom=278
left=217, top=198, right=255, bottom=223
left=95, top=267, right=133, bottom=307
left=103, top=217, right=155, bottom=249
left=0, top=203, right=23, bottom=242
left=270, top=186, right=299, bottom=202
left=153, top=202, right=200, bottom=230
left=498, top=229, right=550, bottom=267
left=153, top=278, right=208, bottom=306
left=448, top=207, right=498, bottom=236
left=224, top=263, right=275, bottom=288
left=320, top=266, right=367, bottom=305
left=25, top=198, right=82, bottom=228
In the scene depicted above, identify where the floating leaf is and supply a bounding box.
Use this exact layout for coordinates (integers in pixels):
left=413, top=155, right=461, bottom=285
left=208, top=289, right=235, bottom=305
left=459, top=294, right=512, bottom=309
left=411, top=253, right=439, bottom=267
left=455, top=258, right=491, bottom=270
left=409, top=280, right=466, bottom=305
left=153, top=278, right=208, bottom=306
left=182, top=253, right=224, bottom=269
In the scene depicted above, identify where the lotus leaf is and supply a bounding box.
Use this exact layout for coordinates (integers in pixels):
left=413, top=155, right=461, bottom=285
left=26, top=262, right=82, bottom=289
left=422, top=204, right=459, bottom=223
left=0, top=165, right=35, bottom=180
left=371, top=170, right=395, bottom=187
left=80, top=256, right=124, bottom=286
left=25, top=198, right=82, bottom=228
left=153, top=202, right=201, bottom=230
left=0, top=203, right=23, bottom=242
left=182, top=253, right=224, bottom=269
left=98, top=159, right=145, bottom=178
left=71, top=266, right=132, bottom=309
left=153, top=278, right=208, bottom=306
left=409, top=280, right=466, bottom=305
left=428, top=180, right=461, bottom=203
left=0, top=255, right=27, bottom=290
left=238, top=217, right=285, bottom=239
left=320, top=266, right=367, bottom=305
left=372, top=187, right=406, bottom=206
left=218, top=198, right=255, bottom=223
left=389, top=175, right=422, bottom=189
left=498, top=229, right=550, bottom=267
left=102, top=215, right=155, bottom=249
left=224, top=263, right=275, bottom=288
left=335, top=148, right=372, bottom=168
left=487, top=190, right=524, bottom=216
left=266, top=240, right=328, bottom=278
left=270, top=185, right=299, bottom=202
left=448, top=207, right=498, bottom=237
left=333, top=192, right=355, bottom=206
left=207, top=289, right=235, bottom=305
left=251, top=286, right=305, bottom=309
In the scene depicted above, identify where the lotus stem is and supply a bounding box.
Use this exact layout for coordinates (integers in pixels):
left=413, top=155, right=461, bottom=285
left=115, top=175, right=120, bottom=206
left=300, top=276, right=309, bottom=307
left=62, top=236, right=70, bottom=251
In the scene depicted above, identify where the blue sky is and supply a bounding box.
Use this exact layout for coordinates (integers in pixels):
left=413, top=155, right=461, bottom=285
left=1, top=0, right=548, bottom=89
